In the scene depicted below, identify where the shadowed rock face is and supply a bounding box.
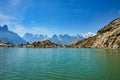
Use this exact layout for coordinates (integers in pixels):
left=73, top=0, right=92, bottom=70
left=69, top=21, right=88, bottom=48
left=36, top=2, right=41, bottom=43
left=0, top=25, right=27, bottom=44
left=69, top=18, right=120, bottom=49
left=0, top=25, right=8, bottom=31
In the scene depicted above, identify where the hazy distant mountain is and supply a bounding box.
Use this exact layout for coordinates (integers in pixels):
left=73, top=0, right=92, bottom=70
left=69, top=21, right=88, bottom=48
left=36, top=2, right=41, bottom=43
left=69, top=18, right=120, bottom=49
left=23, top=33, right=48, bottom=43
left=0, top=25, right=27, bottom=44
left=23, top=32, right=95, bottom=44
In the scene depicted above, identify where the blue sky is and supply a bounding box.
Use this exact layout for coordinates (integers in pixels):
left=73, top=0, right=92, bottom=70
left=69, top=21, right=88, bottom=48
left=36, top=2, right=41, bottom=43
left=0, top=0, right=120, bottom=37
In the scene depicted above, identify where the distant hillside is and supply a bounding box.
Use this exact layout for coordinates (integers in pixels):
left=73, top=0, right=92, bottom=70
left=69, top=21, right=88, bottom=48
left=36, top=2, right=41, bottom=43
left=23, top=32, right=95, bottom=45
left=0, top=25, right=27, bottom=44
left=69, top=18, right=120, bottom=49
left=32, top=40, right=67, bottom=48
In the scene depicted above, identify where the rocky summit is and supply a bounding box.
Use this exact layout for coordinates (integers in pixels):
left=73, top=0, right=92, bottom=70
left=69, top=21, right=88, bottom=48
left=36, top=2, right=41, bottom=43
left=69, top=18, right=120, bottom=49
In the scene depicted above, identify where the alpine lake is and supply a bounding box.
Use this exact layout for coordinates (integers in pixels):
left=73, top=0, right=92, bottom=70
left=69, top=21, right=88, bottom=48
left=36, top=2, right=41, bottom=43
left=0, top=48, right=120, bottom=80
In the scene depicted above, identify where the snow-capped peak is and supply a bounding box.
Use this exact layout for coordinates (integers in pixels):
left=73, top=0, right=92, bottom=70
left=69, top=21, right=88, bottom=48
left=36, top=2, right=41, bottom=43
left=23, top=32, right=96, bottom=44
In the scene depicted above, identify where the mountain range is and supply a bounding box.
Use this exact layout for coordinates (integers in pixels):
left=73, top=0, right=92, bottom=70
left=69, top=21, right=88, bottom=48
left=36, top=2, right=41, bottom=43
left=0, top=18, right=119, bottom=49
left=0, top=25, right=27, bottom=44
left=23, top=32, right=95, bottom=44
left=0, top=24, right=95, bottom=45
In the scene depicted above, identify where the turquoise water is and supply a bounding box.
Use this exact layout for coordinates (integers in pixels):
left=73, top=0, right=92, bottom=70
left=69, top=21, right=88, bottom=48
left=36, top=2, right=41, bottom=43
left=0, top=48, right=120, bottom=80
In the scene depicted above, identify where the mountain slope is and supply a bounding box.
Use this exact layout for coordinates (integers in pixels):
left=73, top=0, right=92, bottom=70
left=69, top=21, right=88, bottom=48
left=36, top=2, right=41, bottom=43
left=69, top=18, right=120, bottom=49
left=0, top=25, right=27, bottom=44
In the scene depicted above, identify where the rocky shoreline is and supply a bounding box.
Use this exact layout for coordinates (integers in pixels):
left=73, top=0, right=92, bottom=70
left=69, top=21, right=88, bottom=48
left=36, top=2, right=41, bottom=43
left=0, top=40, right=69, bottom=48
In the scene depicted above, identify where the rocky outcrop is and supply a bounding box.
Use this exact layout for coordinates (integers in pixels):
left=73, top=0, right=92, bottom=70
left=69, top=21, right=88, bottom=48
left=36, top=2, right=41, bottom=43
left=69, top=18, right=120, bottom=49
left=32, top=40, right=68, bottom=48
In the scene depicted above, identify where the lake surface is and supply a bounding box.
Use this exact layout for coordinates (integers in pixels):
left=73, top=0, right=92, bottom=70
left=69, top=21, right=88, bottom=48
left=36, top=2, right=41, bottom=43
left=0, top=48, right=120, bottom=80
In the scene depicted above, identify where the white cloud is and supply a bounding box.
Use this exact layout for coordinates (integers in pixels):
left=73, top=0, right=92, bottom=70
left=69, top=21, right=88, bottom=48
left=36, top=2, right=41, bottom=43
left=0, top=0, right=32, bottom=25
left=0, top=12, right=23, bottom=28
left=0, top=12, right=18, bottom=26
